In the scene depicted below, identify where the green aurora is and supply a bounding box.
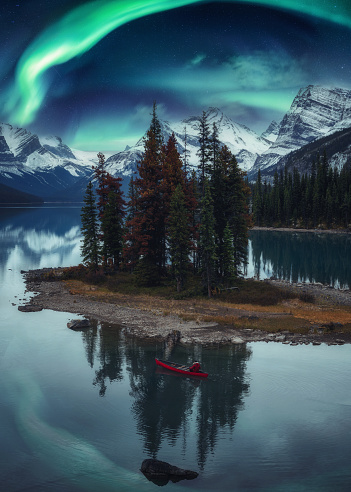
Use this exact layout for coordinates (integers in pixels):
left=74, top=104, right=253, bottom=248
left=2, top=0, right=351, bottom=149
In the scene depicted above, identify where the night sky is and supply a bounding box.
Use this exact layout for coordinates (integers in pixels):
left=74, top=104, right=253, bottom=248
left=1, top=0, right=351, bottom=151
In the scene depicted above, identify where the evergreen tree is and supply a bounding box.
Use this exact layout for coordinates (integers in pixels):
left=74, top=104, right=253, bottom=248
left=80, top=181, right=101, bottom=271
left=225, top=151, right=251, bottom=276
left=253, top=169, right=263, bottom=226
left=94, top=152, right=109, bottom=216
left=199, top=179, right=217, bottom=297
left=182, top=125, right=190, bottom=175
left=211, top=145, right=230, bottom=276
left=150, top=101, right=163, bottom=149
left=161, top=132, right=186, bottom=269
left=221, top=223, right=235, bottom=285
left=187, top=170, right=200, bottom=272
left=197, top=110, right=211, bottom=194
left=124, top=106, right=164, bottom=283
left=94, top=153, right=125, bottom=269
left=209, top=121, right=221, bottom=176
left=252, top=153, right=351, bottom=229
left=100, top=176, right=125, bottom=270
left=168, top=184, right=191, bottom=292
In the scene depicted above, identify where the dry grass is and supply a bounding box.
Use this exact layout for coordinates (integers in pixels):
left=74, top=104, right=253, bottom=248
left=60, top=275, right=351, bottom=337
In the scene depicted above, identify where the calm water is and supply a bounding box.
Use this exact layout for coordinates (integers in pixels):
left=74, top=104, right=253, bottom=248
left=1, top=206, right=351, bottom=492
left=248, top=229, right=351, bottom=288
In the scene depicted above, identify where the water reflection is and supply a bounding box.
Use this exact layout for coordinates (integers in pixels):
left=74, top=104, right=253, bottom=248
left=0, top=206, right=82, bottom=272
left=81, top=321, right=125, bottom=396
left=81, top=322, right=251, bottom=469
left=249, top=230, right=351, bottom=288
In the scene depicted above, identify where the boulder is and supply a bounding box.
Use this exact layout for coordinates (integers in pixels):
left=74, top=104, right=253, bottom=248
left=67, top=319, right=91, bottom=331
left=140, top=459, right=198, bottom=486
left=18, top=305, right=43, bottom=312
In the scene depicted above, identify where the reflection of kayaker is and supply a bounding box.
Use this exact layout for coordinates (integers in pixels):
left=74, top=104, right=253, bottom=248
left=189, top=361, right=201, bottom=373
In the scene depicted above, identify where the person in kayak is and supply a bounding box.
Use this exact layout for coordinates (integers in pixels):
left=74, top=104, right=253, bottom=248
left=189, top=361, right=201, bottom=372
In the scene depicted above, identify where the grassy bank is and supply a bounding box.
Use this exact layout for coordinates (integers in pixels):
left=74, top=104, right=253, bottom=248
left=37, top=266, right=351, bottom=339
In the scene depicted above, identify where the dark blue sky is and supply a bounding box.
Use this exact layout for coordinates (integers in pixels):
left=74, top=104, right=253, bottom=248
left=1, top=0, right=351, bottom=151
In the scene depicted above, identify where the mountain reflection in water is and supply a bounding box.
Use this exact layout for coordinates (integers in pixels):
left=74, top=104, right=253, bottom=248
left=81, top=321, right=251, bottom=469
left=1, top=207, right=351, bottom=491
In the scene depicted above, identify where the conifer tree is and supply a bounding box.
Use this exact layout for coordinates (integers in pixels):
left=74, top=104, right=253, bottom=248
left=94, top=153, right=125, bottom=269
left=182, top=125, right=190, bottom=175
left=186, top=170, right=200, bottom=272
left=124, top=104, right=164, bottom=283
left=94, top=152, right=109, bottom=215
left=168, top=184, right=191, bottom=292
left=253, top=169, right=263, bottom=226
left=80, top=181, right=101, bottom=271
left=197, top=110, right=211, bottom=194
left=222, top=223, right=236, bottom=285
left=199, top=179, right=217, bottom=297
left=225, top=151, right=251, bottom=276
left=209, top=121, right=221, bottom=176
left=100, top=178, right=125, bottom=270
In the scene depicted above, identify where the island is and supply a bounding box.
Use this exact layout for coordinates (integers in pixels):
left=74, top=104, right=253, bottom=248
left=20, top=268, right=351, bottom=346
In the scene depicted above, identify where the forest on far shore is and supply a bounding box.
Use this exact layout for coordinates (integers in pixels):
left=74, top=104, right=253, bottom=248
left=252, top=154, right=351, bottom=230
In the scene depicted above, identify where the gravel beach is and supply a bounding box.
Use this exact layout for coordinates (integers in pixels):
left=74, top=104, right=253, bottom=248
left=20, top=269, right=351, bottom=347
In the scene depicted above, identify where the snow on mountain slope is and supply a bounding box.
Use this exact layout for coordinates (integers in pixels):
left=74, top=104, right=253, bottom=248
left=105, top=107, right=270, bottom=176
left=260, top=120, right=281, bottom=143
left=0, top=123, right=95, bottom=197
left=250, top=85, right=351, bottom=176
left=2, top=84, right=351, bottom=197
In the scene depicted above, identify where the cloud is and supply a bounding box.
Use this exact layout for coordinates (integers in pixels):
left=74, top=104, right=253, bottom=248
left=188, top=53, right=207, bottom=67
left=225, top=51, right=307, bottom=90
left=140, top=50, right=307, bottom=114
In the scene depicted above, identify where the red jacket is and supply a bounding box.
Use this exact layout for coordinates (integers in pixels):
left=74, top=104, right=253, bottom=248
left=189, top=362, right=201, bottom=372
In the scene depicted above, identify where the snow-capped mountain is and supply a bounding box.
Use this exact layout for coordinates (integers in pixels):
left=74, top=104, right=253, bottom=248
left=0, top=123, right=96, bottom=198
left=1, top=84, right=351, bottom=200
left=262, top=125, right=351, bottom=178
left=249, top=85, right=351, bottom=178
left=105, top=107, right=270, bottom=176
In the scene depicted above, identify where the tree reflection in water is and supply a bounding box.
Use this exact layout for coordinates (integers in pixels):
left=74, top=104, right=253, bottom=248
left=81, top=321, right=124, bottom=396
left=250, top=230, right=351, bottom=288
left=82, top=323, right=252, bottom=469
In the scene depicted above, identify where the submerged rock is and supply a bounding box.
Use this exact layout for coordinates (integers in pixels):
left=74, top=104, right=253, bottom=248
left=140, top=459, right=198, bottom=486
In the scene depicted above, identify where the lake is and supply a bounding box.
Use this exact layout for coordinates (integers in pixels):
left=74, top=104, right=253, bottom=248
left=248, top=229, right=351, bottom=288
left=1, top=205, right=351, bottom=491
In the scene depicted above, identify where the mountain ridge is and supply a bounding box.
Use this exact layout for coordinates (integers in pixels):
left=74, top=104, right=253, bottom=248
left=1, top=84, right=351, bottom=199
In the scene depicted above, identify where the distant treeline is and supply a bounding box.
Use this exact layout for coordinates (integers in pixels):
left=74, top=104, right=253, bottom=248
left=0, top=183, right=43, bottom=204
left=252, top=153, right=351, bottom=229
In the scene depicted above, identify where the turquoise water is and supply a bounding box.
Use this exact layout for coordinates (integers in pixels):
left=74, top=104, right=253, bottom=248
left=248, top=229, right=351, bottom=288
left=1, top=207, right=351, bottom=491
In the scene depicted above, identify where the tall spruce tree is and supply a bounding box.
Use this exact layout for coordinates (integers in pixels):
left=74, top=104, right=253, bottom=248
left=168, top=184, right=191, bottom=292
left=81, top=181, right=101, bottom=271
left=197, top=110, right=211, bottom=194
left=124, top=104, right=164, bottom=283
left=225, top=150, right=251, bottom=276
left=199, top=179, right=217, bottom=297
left=94, top=153, right=125, bottom=269
left=222, top=223, right=236, bottom=284
left=100, top=177, right=125, bottom=270
left=182, top=125, right=190, bottom=175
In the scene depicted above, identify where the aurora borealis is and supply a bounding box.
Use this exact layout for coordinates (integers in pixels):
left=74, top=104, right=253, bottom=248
left=2, top=0, right=351, bottom=151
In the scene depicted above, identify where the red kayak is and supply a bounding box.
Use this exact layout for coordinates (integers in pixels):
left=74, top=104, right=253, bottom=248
left=155, top=358, right=208, bottom=378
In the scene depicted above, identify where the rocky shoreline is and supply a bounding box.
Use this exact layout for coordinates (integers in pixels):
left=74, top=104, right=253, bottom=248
left=20, top=269, right=351, bottom=347
left=252, top=226, right=351, bottom=234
